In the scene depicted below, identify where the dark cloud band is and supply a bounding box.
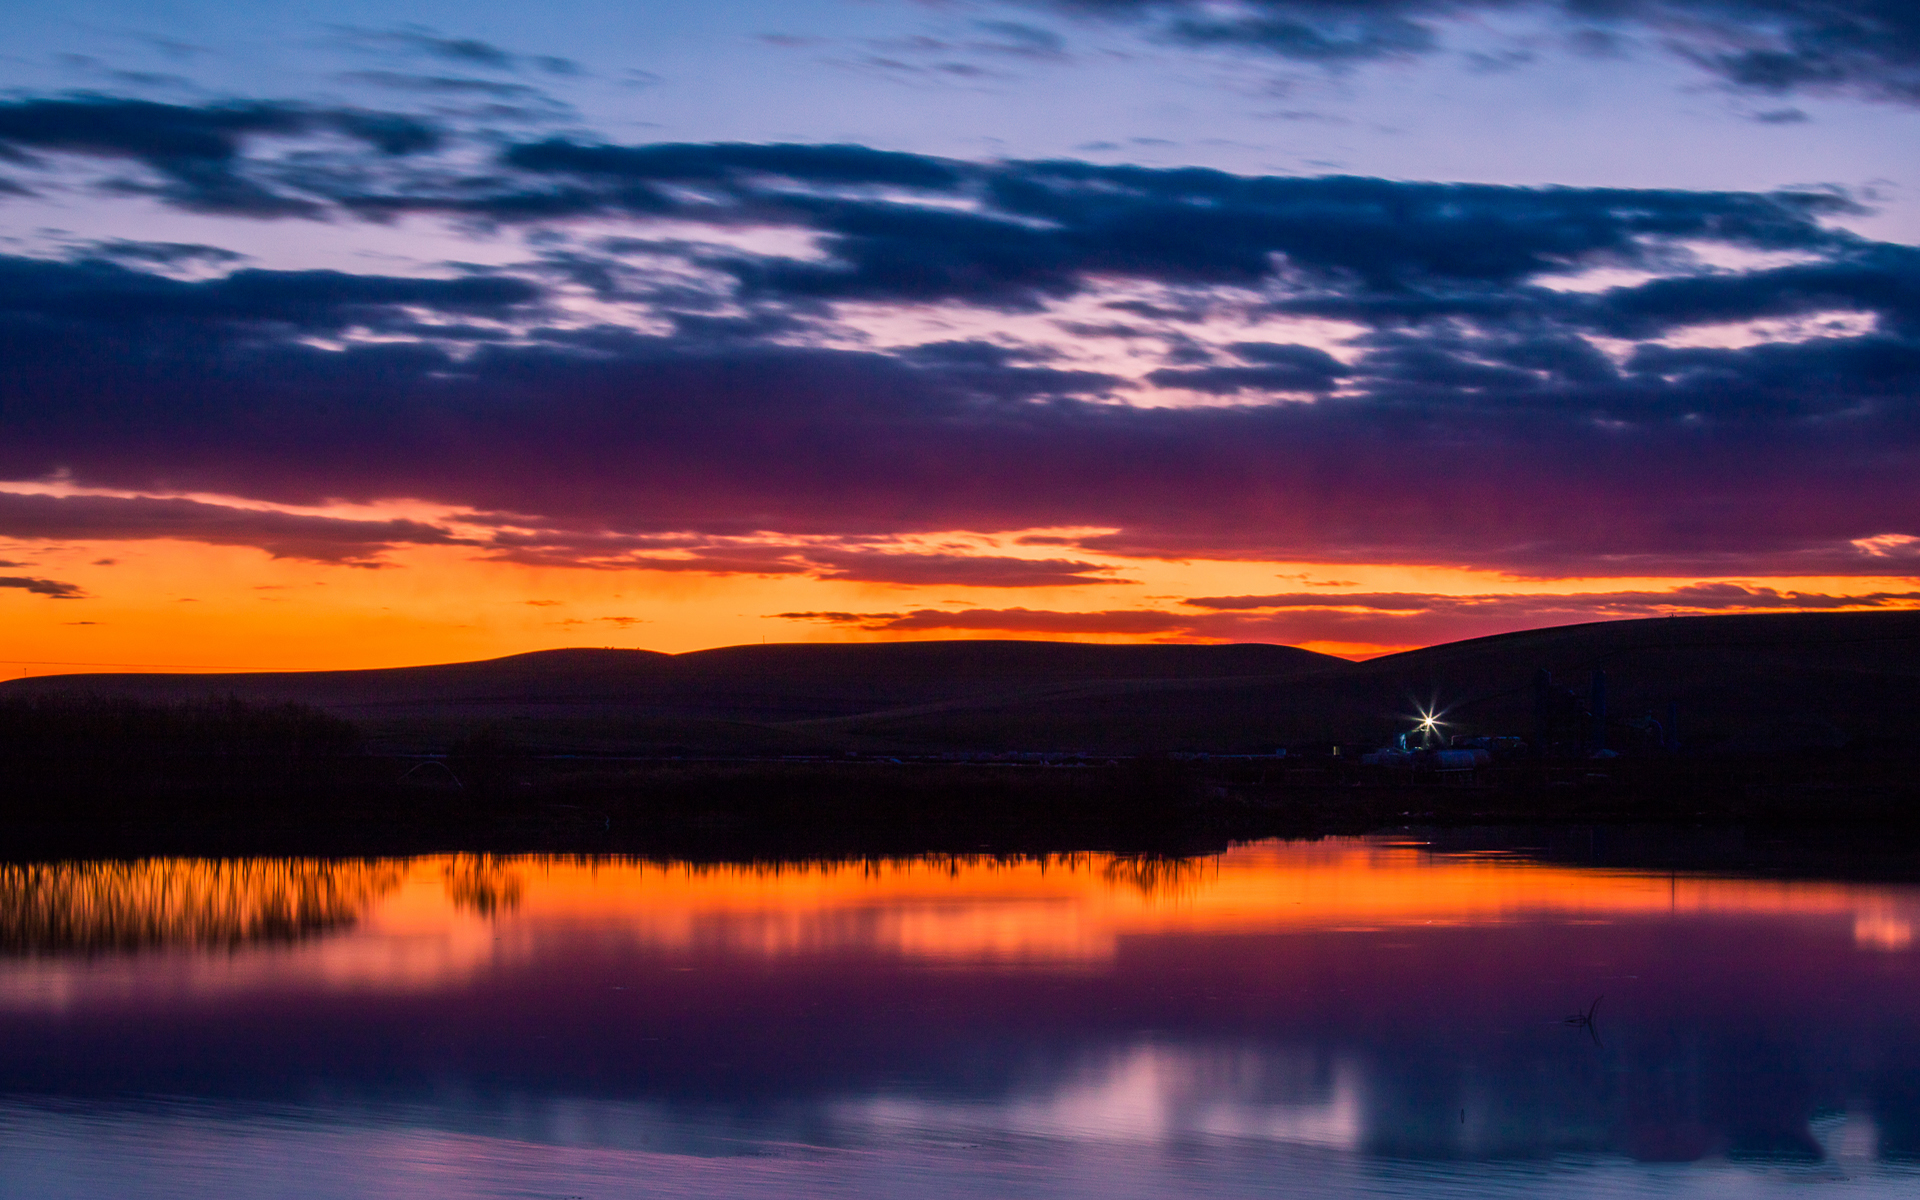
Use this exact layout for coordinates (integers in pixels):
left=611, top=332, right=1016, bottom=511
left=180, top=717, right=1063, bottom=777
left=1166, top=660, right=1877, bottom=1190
left=0, top=575, right=85, bottom=599
left=783, top=583, right=1920, bottom=644
left=0, top=492, right=470, bottom=566
left=1032, top=2, right=1920, bottom=105
left=0, top=109, right=1914, bottom=579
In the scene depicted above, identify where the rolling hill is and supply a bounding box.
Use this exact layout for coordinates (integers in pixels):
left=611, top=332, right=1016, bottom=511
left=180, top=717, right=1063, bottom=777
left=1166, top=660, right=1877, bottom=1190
left=820, top=611, right=1920, bottom=754
left=8, top=611, right=1920, bottom=755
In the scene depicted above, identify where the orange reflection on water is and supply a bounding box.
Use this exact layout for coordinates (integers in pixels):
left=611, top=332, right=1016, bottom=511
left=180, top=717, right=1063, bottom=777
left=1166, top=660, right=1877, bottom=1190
left=456, top=842, right=1920, bottom=961
left=0, top=859, right=407, bottom=954
left=2, top=841, right=1915, bottom=1009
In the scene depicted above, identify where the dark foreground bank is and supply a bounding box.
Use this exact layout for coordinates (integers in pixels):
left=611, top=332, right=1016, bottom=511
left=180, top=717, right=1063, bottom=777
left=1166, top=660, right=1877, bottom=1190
left=2, top=693, right=1918, bottom=861
left=5, top=609, right=1918, bottom=860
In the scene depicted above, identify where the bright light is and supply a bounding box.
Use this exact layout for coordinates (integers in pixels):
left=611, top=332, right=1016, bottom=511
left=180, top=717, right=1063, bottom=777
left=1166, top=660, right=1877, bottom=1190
left=1415, top=709, right=1443, bottom=736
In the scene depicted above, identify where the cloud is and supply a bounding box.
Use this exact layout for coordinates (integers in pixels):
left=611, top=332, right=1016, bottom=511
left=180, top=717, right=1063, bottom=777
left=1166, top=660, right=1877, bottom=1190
left=1183, top=583, right=1920, bottom=614
left=336, top=26, right=581, bottom=76
left=78, top=240, right=249, bottom=268
left=1591, top=247, right=1920, bottom=338
left=1853, top=533, right=1920, bottom=558
left=1170, top=583, right=1920, bottom=644
left=0, top=136, right=1917, bottom=578
left=2, top=236, right=1918, bottom=576
left=0, top=96, right=441, bottom=213
left=0, top=492, right=473, bottom=565
left=806, top=551, right=1125, bottom=587
left=341, top=71, right=551, bottom=100
left=1148, top=343, right=1349, bottom=393
left=0, top=575, right=85, bottom=599
left=479, top=529, right=1123, bottom=586
left=0, top=96, right=307, bottom=162
left=1028, top=2, right=1920, bottom=105
left=1167, top=5, right=1439, bottom=64
left=781, top=583, right=1920, bottom=647
left=0, top=99, right=1860, bottom=310
left=376, top=31, right=516, bottom=69
left=348, top=142, right=1851, bottom=309
left=0, top=254, right=537, bottom=332
left=779, top=608, right=1192, bottom=634
left=1663, top=0, right=1920, bottom=103
left=502, top=137, right=967, bottom=190
left=972, top=21, right=1070, bottom=58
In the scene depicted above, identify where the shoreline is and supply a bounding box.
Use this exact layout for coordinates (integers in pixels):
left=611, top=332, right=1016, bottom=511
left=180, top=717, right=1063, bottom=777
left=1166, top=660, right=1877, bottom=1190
left=6, top=756, right=1920, bottom=867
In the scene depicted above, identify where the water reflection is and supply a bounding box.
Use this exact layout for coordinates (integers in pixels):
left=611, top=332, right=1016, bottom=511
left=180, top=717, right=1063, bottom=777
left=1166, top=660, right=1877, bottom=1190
left=438, top=855, right=524, bottom=918
left=0, top=859, right=406, bottom=953
left=1, top=838, right=1918, bottom=1197
left=1101, top=854, right=1216, bottom=899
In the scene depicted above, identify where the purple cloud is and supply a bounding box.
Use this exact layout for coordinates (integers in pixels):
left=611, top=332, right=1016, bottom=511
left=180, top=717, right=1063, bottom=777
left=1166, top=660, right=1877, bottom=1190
left=0, top=492, right=472, bottom=565
left=1032, top=2, right=1920, bottom=106
left=783, top=584, right=1920, bottom=646
left=0, top=574, right=85, bottom=599
left=0, top=124, right=1913, bottom=581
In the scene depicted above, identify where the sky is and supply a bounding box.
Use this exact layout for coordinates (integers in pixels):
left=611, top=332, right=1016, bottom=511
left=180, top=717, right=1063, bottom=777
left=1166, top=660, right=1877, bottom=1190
left=1, top=0, right=1918, bottom=671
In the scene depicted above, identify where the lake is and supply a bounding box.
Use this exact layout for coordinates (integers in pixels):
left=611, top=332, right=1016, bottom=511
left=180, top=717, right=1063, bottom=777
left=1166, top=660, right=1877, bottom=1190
left=3, top=835, right=1919, bottom=1197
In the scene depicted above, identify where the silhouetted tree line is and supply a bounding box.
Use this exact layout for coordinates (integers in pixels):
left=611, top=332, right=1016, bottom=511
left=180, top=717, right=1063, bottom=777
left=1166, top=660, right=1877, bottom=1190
left=0, top=694, right=360, bottom=768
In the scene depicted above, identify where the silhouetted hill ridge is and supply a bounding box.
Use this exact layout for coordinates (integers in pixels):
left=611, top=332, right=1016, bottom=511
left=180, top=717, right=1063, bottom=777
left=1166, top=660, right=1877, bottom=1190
left=7, top=613, right=1918, bottom=753
left=838, top=611, right=1920, bottom=751
left=2, top=639, right=1339, bottom=725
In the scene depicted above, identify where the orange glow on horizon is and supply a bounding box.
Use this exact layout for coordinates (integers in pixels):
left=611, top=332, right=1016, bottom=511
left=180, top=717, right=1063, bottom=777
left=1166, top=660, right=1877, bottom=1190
left=3, top=511, right=1919, bottom=674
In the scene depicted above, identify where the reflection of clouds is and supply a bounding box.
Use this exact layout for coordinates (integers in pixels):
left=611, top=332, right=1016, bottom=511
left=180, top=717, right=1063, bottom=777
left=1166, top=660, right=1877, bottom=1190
left=8, top=844, right=1920, bottom=1177
left=839, top=1043, right=1360, bottom=1150
left=677, top=898, right=1108, bottom=963
left=0, top=1095, right=1392, bottom=1199
left=1814, top=1111, right=1883, bottom=1167
left=1854, top=911, right=1913, bottom=951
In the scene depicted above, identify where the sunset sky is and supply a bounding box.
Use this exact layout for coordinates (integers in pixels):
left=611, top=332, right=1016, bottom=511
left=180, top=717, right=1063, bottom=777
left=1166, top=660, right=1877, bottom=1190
left=3, top=0, right=1919, bottom=672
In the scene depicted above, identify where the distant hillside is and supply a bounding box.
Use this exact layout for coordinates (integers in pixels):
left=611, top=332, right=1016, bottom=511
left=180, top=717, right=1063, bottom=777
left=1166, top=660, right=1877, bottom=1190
left=8, top=613, right=1919, bottom=755
left=1, top=641, right=1343, bottom=751
left=822, top=611, right=1920, bottom=753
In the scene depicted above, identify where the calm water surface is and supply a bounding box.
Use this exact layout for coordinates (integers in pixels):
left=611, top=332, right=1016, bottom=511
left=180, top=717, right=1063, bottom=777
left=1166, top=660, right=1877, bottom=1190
left=3, top=837, right=1919, bottom=1197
